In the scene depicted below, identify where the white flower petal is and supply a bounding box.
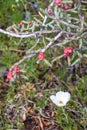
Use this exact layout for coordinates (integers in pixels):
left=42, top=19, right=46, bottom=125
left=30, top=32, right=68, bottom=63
left=50, top=95, right=58, bottom=106
left=59, top=92, right=70, bottom=105
left=64, top=92, right=71, bottom=102
left=56, top=91, right=71, bottom=106
left=56, top=91, right=65, bottom=99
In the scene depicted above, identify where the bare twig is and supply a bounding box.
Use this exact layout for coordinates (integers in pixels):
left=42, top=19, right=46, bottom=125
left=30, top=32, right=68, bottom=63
left=42, top=31, right=64, bottom=52
left=0, top=28, right=59, bottom=38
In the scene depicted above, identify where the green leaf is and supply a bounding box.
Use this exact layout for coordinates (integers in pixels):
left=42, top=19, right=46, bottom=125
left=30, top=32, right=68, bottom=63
left=71, top=58, right=81, bottom=66
left=15, top=0, right=19, bottom=3
left=44, top=59, right=52, bottom=67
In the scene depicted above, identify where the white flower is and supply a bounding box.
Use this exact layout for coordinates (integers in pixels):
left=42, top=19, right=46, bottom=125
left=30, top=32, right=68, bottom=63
left=50, top=91, right=71, bottom=107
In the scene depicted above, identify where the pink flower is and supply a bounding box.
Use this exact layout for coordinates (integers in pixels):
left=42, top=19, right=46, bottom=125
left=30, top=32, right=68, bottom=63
left=7, top=71, right=13, bottom=81
left=48, top=9, right=53, bottom=15
left=63, top=5, right=70, bottom=10
left=19, top=21, right=24, bottom=26
left=7, top=66, right=21, bottom=81
left=63, top=3, right=72, bottom=10
left=55, top=0, right=62, bottom=6
left=64, top=47, right=73, bottom=57
left=12, top=66, right=20, bottom=75
left=38, top=52, right=45, bottom=60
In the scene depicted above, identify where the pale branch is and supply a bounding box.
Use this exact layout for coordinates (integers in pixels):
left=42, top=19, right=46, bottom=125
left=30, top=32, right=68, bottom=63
left=48, top=31, right=87, bottom=49
left=42, top=31, right=64, bottom=52
left=10, top=30, right=81, bottom=68
left=10, top=31, right=65, bottom=69
left=81, top=1, right=87, bottom=4
left=0, top=28, right=59, bottom=38
left=8, top=29, right=87, bottom=70
left=33, top=16, right=48, bottom=48
left=26, top=31, right=76, bottom=54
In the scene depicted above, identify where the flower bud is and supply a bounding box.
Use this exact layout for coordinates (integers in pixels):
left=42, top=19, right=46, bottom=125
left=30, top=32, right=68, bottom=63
left=7, top=71, right=13, bottom=81
left=38, top=52, right=45, bottom=60
left=55, top=0, right=62, bottom=7
left=64, top=47, right=73, bottom=57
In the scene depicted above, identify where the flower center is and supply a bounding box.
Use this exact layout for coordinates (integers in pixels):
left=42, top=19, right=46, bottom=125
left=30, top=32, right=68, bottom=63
left=58, top=100, right=63, bottom=104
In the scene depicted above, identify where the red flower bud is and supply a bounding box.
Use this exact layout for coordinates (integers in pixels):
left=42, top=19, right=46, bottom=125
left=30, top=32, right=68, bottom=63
left=63, top=5, right=70, bottom=10
left=63, top=3, right=72, bottom=10
left=19, top=21, right=24, bottom=26
left=12, top=66, right=20, bottom=75
left=55, top=0, right=62, bottom=6
left=64, top=47, right=73, bottom=57
left=48, top=9, right=53, bottom=15
left=7, top=71, right=13, bottom=81
left=38, top=52, right=45, bottom=60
